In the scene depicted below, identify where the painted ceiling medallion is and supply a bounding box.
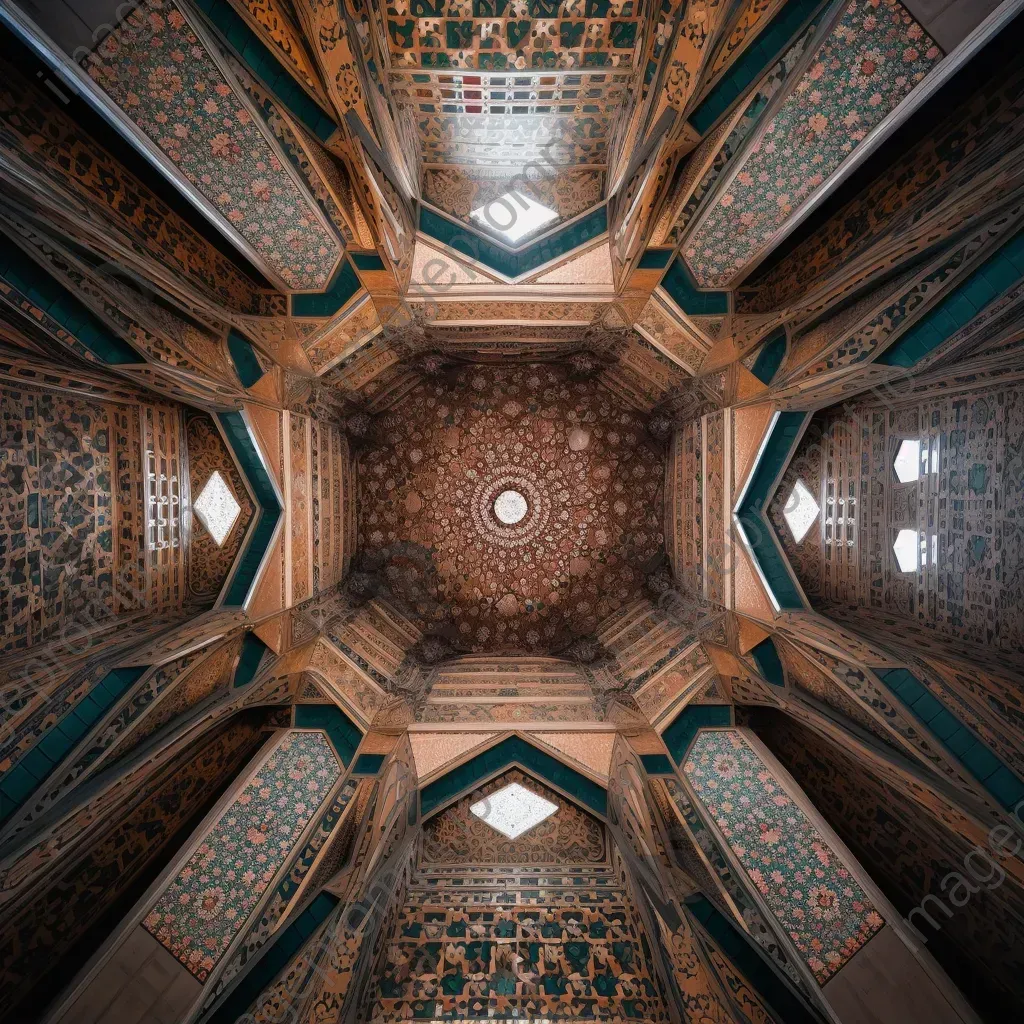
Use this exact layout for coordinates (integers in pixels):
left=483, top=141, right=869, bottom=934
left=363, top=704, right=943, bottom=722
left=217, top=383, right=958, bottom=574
left=470, top=782, right=558, bottom=840
left=358, top=364, right=664, bottom=653
left=493, top=489, right=528, bottom=525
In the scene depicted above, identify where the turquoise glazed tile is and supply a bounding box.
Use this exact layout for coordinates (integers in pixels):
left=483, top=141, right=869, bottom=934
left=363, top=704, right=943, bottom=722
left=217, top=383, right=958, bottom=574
left=684, top=729, right=884, bottom=982
left=143, top=731, right=341, bottom=980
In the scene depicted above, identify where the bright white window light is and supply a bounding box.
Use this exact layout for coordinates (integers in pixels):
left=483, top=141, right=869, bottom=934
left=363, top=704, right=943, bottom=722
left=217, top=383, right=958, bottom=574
left=470, top=191, right=558, bottom=244
left=470, top=782, right=558, bottom=839
left=493, top=489, right=528, bottom=525
left=193, top=470, right=241, bottom=547
left=783, top=479, right=820, bottom=543
left=893, top=528, right=919, bottom=573
left=894, top=439, right=922, bottom=483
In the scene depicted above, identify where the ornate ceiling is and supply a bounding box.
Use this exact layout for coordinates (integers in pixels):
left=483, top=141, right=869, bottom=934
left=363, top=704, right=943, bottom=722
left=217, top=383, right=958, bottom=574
left=357, top=362, right=664, bottom=653
left=2, top=2, right=1024, bottom=1021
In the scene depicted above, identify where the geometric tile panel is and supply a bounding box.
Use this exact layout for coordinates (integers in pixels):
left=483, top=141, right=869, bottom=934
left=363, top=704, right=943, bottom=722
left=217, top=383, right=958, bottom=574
left=685, top=0, right=942, bottom=287
left=684, top=729, right=884, bottom=983
left=143, top=731, right=340, bottom=981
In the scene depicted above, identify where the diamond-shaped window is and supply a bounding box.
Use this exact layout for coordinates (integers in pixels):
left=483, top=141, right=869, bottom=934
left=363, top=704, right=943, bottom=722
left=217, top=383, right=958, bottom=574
left=193, top=470, right=241, bottom=547
left=470, top=782, right=558, bottom=839
left=782, top=479, right=820, bottom=543
left=893, top=528, right=919, bottom=573
left=470, top=191, right=558, bottom=244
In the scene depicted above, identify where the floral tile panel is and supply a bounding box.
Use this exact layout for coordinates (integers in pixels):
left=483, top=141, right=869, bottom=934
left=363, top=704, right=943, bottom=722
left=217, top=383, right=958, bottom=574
left=143, top=730, right=341, bottom=981
left=84, top=0, right=342, bottom=291
left=684, top=729, right=884, bottom=982
left=685, top=0, right=941, bottom=288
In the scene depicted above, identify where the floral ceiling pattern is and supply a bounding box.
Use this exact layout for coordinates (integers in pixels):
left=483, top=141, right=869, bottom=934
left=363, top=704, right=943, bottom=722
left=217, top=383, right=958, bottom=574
left=358, top=364, right=664, bottom=654
left=84, top=0, right=343, bottom=291
left=684, top=729, right=884, bottom=983
left=685, top=0, right=941, bottom=288
left=143, top=730, right=341, bottom=981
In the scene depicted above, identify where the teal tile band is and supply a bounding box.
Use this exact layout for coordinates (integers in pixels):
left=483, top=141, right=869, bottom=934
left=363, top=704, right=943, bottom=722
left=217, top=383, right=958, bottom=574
left=420, top=735, right=606, bottom=817
left=294, top=704, right=362, bottom=767
left=216, top=412, right=282, bottom=606
left=737, top=412, right=808, bottom=609
left=418, top=205, right=607, bottom=279
left=663, top=705, right=732, bottom=765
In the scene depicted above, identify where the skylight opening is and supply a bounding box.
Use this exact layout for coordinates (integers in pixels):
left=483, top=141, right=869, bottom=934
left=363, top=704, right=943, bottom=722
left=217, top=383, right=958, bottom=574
left=193, top=470, right=241, bottom=547
left=493, top=489, right=528, bottom=525
left=470, top=191, right=558, bottom=244
left=783, top=479, right=820, bottom=543
left=470, top=782, right=558, bottom=839
left=894, top=439, right=921, bottom=483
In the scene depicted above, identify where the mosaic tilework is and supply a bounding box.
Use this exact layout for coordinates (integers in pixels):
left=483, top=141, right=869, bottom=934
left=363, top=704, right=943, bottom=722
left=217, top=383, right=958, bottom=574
left=0, top=714, right=266, bottom=1017
left=760, top=708, right=1024, bottom=1014
left=84, top=0, right=343, bottom=290
left=0, top=383, right=148, bottom=653
left=740, top=56, right=1024, bottom=311
left=382, top=2, right=646, bottom=167
left=370, top=864, right=670, bottom=1022
left=143, top=730, right=341, bottom=981
left=384, top=2, right=646, bottom=71
left=686, top=0, right=941, bottom=287
left=684, top=729, right=884, bottom=983
left=358, top=364, right=664, bottom=653
left=0, top=61, right=277, bottom=315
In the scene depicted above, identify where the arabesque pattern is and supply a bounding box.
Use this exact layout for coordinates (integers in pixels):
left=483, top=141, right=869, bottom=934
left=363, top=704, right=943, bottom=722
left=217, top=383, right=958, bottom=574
left=143, top=731, right=340, bottom=981
left=684, top=729, right=884, bottom=982
left=686, top=0, right=941, bottom=287
left=84, top=0, right=342, bottom=290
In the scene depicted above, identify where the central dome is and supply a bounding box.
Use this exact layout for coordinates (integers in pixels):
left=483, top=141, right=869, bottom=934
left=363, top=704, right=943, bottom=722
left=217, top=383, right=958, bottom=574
left=493, top=489, right=528, bottom=525
left=359, top=364, right=665, bottom=654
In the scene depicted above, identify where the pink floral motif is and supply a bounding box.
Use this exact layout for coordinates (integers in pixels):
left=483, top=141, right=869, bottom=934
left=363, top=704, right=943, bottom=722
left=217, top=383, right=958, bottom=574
left=142, top=732, right=339, bottom=981
left=685, top=0, right=941, bottom=287
left=84, top=0, right=341, bottom=290
left=684, top=730, right=884, bottom=983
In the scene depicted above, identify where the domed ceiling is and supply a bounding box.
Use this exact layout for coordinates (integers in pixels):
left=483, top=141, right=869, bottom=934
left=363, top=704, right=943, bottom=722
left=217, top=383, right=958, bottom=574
left=358, top=363, right=665, bottom=654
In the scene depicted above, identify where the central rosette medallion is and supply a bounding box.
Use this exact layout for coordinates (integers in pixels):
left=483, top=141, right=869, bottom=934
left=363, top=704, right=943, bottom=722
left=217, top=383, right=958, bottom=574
left=358, top=364, right=665, bottom=653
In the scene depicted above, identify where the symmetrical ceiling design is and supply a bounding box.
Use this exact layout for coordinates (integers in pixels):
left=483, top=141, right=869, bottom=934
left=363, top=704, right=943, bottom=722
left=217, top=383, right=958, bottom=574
left=4, top=2, right=1024, bottom=1019
left=358, top=363, right=664, bottom=652
left=381, top=1, right=646, bottom=168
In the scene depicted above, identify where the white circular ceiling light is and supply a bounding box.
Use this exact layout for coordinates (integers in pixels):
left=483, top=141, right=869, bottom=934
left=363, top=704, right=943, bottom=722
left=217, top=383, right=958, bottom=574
left=493, top=489, right=528, bottom=525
